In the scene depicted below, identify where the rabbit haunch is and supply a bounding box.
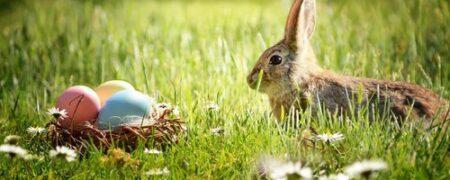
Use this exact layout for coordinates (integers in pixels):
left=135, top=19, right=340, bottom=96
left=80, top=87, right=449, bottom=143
left=269, top=71, right=449, bottom=124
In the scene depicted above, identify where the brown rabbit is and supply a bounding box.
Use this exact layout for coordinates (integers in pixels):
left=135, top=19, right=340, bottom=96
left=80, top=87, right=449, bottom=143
left=247, top=0, right=448, bottom=127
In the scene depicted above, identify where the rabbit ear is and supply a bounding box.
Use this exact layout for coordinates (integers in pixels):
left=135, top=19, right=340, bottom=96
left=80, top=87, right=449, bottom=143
left=284, top=0, right=316, bottom=50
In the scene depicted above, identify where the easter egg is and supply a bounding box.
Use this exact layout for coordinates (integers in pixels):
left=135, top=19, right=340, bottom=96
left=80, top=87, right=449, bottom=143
left=98, top=90, right=155, bottom=130
left=56, top=86, right=101, bottom=131
left=95, top=80, right=135, bottom=105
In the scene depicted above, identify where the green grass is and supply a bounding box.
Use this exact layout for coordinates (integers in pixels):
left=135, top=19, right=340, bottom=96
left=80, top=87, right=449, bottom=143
left=0, top=0, right=449, bottom=179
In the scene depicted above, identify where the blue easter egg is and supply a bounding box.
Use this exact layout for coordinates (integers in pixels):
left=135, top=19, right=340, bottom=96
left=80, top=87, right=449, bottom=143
left=98, top=90, right=154, bottom=130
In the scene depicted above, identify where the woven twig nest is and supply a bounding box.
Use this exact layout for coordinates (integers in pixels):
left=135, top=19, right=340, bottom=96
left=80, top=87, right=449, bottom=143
left=46, top=109, right=185, bottom=153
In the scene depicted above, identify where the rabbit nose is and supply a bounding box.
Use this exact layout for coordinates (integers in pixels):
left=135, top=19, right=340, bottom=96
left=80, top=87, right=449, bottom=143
left=247, top=70, right=255, bottom=84
left=247, top=68, right=260, bottom=85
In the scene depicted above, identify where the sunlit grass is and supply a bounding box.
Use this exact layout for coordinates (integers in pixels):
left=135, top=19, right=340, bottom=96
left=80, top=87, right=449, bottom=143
left=0, top=0, right=448, bottom=179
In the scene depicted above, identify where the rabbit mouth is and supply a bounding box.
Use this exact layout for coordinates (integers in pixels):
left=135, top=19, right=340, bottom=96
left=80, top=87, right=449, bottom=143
left=248, top=80, right=259, bottom=89
left=247, top=69, right=271, bottom=91
left=247, top=76, right=268, bottom=90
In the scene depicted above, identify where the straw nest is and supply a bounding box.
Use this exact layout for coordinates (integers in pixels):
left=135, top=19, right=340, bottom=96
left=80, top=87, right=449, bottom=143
left=45, top=108, right=185, bottom=153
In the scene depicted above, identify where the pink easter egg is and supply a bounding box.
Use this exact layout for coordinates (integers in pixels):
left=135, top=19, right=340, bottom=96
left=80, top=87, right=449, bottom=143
left=56, top=85, right=101, bottom=131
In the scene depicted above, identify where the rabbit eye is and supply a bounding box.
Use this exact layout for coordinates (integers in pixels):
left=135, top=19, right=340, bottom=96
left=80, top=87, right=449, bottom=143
left=269, top=55, right=282, bottom=65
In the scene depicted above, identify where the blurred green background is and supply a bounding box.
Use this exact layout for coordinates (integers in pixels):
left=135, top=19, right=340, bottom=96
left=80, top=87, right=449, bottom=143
left=0, top=0, right=448, bottom=179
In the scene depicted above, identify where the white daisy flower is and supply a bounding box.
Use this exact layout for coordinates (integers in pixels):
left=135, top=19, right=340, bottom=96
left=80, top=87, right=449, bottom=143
left=0, top=144, right=29, bottom=159
left=210, top=127, right=224, bottom=136
left=172, top=106, right=180, bottom=117
left=258, top=156, right=312, bottom=180
left=153, top=103, right=181, bottom=118
left=315, top=132, right=345, bottom=143
left=4, top=135, right=21, bottom=145
left=318, top=173, right=350, bottom=180
left=49, top=146, right=77, bottom=162
left=145, top=167, right=170, bottom=176
left=344, top=159, right=388, bottom=178
left=47, top=107, right=68, bottom=119
left=23, top=154, right=44, bottom=161
left=27, top=127, right=47, bottom=135
left=155, top=103, right=172, bottom=115
left=206, top=102, right=220, bottom=112
left=270, top=161, right=312, bottom=180
left=144, top=148, right=162, bottom=155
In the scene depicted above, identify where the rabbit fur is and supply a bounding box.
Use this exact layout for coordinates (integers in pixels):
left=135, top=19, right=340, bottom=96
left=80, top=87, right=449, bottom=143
left=247, top=0, right=449, bottom=127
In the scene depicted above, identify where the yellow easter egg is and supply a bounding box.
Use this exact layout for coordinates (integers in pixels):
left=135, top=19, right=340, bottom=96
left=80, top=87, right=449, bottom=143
left=95, top=80, right=135, bottom=105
